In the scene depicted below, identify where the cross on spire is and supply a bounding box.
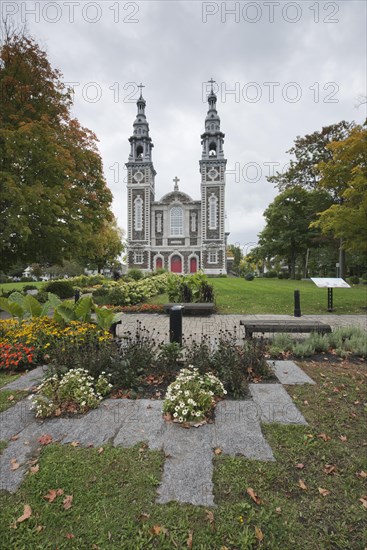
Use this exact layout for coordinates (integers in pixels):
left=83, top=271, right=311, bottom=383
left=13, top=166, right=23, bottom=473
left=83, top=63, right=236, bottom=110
left=173, top=176, right=180, bottom=191
left=208, top=78, right=216, bottom=93
left=138, top=82, right=145, bottom=98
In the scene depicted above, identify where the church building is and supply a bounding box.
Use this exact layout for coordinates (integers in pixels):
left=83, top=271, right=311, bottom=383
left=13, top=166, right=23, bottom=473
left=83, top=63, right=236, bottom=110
left=126, top=81, right=229, bottom=275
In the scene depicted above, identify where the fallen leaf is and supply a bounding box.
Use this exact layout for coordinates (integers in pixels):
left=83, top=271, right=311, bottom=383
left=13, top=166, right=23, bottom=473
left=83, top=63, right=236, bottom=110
left=56, top=489, right=64, bottom=496
left=323, top=464, right=336, bottom=475
left=44, top=489, right=58, bottom=503
left=246, top=487, right=262, bottom=505
left=357, top=471, right=367, bottom=479
left=17, top=504, right=32, bottom=523
left=98, top=447, right=104, bottom=454
left=30, top=464, right=39, bottom=474
left=339, top=435, right=347, bottom=442
left=295, top=463, right=305, bottom=469
left=359, top=497, right=367, bottom=509
left=150, top=525, right=167, bottom=536
left=187, top=530, right=193, bottom=548
left=303, top=400, right=309, bottom=405
left=63, top=495, right=73, bottom=510
left=10, top=435, right=19, bottom=441
left=214, top=447, right=222, bottom=455
left=7, top=394, right=14, bottom=401
left=298, top=479, right=307, bottom=491
left=255, top=526, right=264, bottom=542
left=318, top=487, right=331, bottom=497
left=318, top=433, right=331, bottom=442
left=35, top=525, right=45, bottom=533
left=206, top=509, right=215, bottom=530
left=38, top=434, right=53, bottom=446
left=275, top=507, right=282, bottom=514
left=70, top=441, right=79, bottom=447
left=66, top=533, right=75, bottom=539
left=10, top=459, right=20, bottom=471
left=138, top=512, right=150, bottom=522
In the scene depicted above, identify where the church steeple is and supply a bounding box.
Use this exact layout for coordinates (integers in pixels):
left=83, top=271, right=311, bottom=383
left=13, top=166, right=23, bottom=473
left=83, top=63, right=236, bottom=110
left=128, top=83, right=154, bottom=162
left=201, top=78, right=225, bottom=160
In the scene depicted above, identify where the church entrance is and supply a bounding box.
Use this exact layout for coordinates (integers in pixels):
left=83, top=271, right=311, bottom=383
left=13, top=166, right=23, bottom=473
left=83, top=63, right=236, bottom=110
left=170, top=255, right=182, bottom=273
left=190, top=257, right=197, bottom=273
left=155, top=257, right=163, bottom=270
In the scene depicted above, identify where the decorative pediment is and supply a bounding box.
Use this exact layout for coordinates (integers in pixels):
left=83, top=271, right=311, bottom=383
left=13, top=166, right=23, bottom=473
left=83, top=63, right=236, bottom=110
left=159, top=191, right=194, bottom=205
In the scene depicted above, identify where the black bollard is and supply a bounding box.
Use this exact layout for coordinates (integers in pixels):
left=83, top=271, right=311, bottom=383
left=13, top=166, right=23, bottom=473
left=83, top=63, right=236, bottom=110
left=170, top=305, right=183, bottom=345
left=294, top=290, right=301, bottom=317
left=74, top=289, right=80, bottom=303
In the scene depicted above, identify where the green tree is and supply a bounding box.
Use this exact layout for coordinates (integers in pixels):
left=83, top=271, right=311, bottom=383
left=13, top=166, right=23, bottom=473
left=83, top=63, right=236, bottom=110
left=0, top=30, right=113, bottom=271
left=85, top=217, right=124, bottom=273
left=311, top=126, right=367, bottom=254
left=258, top=187, right=332, bottom=279
left=227, top=244, right=242, bottom=273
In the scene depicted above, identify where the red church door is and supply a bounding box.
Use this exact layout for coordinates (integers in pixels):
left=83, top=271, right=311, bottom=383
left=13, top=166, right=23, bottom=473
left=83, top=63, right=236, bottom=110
left=190, top=257, right=197, bottom=273
left=156, top=257, right=163, bottom=270
left=170, top=255, right=182, bottom=273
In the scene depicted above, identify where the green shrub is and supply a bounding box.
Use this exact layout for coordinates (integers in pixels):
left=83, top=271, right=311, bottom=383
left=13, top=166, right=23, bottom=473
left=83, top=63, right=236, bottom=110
left=263, top=271, right=277, bottom=278
left=269, top=333, right=293, bottom=355
left=308, top=332, right=330, bottom=353
left=244, top=273, right=254, bottom=281
left=349, top=275, right=360, bottom=284
left=43, top=280, right=74, bottom=299
left=20, top=276, right=35, bottom=282
left=361, top=272, right=367, bottom=281
left=23, top=285, right=38, bottom=292
left=127, top=268, right=144, bottom=281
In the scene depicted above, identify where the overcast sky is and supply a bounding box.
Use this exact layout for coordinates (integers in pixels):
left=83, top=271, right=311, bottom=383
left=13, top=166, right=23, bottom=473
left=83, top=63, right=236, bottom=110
left=4, top=0, right=366, bottom=253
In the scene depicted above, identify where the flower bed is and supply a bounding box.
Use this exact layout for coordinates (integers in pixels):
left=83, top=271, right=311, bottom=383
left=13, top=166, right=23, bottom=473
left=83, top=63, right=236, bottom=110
left=32, top=368, right=112, bottom=418
left=0, top=318, right=111, bottom=368
left=163, top=366, right=226, bottom=425
left=0, top=342, right=35, bottom=370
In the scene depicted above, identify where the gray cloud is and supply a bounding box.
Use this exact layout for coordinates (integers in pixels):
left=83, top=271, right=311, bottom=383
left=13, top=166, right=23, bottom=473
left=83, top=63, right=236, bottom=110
left=5, top=0, right=366, bottom=247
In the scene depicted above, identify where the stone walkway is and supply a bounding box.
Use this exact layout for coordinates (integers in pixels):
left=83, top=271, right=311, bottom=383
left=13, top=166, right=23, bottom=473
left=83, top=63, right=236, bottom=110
left=1, top=360, right=315, bottom=505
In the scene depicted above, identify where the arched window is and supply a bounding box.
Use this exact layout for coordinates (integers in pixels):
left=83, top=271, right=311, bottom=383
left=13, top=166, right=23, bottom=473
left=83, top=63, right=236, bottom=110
left=170, top=206, right=183, bottom=236
left=209, top=195, right=218, bottom=230
left=134, top=196, right=143, bottom=231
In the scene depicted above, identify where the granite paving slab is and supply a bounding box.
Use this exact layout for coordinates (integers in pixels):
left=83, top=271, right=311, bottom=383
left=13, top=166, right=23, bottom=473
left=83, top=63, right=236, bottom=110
left=2, top=366, right=48, bottom=391
left=213, top=401, right=274, bottom=460
left=157, top=423, right=215, bottom=506
left=268, top=360, right=316, bottom=385
left=249, top=384, right=307, bottom=425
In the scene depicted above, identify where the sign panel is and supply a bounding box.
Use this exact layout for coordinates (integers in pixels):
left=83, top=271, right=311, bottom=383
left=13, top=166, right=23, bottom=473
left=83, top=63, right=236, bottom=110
left=311, top=277, right=350, bottom=289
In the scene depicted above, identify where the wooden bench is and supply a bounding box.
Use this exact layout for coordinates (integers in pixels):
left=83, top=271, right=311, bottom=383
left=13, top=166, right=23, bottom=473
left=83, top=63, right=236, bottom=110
left=163, top=303, right=215, bottom=316
left=240, top=319, right=332, bottom=339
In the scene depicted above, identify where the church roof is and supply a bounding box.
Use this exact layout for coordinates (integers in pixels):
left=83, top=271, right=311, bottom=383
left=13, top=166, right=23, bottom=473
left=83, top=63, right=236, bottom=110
left=155, top=190, right=197, bottom=205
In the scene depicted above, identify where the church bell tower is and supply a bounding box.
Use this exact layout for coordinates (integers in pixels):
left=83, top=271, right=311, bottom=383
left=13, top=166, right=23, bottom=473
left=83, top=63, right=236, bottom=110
left=126, top=84, right=156, bottom=270
left=200, top=79, right=227, bottom=274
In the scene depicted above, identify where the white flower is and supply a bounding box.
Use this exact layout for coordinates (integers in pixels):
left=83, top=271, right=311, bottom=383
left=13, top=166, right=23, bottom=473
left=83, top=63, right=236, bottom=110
left=173, top=412, right=178, bottom=417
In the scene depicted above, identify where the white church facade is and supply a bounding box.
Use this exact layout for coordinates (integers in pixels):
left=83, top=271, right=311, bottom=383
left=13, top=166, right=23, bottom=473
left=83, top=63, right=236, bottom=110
left=126, top=82, right=229, bottom=275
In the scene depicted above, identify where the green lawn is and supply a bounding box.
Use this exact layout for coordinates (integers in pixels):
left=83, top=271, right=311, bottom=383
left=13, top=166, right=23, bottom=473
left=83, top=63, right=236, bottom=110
left=0, top=360, right=365, bottom=548
left=0, top=281, right=43, bottom=293
left=149, top=278, right=367, bottom=315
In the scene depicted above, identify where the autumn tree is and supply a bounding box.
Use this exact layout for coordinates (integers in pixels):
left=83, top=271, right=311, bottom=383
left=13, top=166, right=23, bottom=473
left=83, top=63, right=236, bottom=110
left=267, top=121, right=359, bottom=277
left=311, top=125, right=367, bottom=253
left=0, top=30, right=114, bottom=271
